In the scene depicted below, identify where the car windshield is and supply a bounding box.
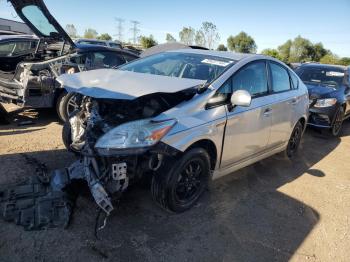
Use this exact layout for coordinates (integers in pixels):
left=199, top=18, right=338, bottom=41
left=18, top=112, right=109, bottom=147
left=118, top=52, right=235, bottom=82
left=297, top=67, right=345, bottom=88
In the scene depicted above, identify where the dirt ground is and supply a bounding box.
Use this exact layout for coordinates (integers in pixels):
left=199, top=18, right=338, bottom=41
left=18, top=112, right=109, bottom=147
left=0, top=104, right=349, bottom=262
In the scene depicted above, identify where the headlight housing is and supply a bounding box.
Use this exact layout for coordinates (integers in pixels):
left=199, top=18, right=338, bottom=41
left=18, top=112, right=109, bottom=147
left=95, top=118, right=176, bottom=150
left=314, top=98, right=337, bottom=108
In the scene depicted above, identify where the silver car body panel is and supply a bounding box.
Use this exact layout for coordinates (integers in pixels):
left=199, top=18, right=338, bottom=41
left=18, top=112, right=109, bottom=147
left=57, top=69, right=206, bottom=100
left=158, top=52, right=308, bottom=180
left=61, top=50, right=308, bottom=181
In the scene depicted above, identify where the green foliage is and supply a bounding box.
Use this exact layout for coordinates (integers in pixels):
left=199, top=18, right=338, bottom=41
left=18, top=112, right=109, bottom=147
left=84, top=28, right=98, bottom=39
left=139, top=35, right=157, bottom=49
left=200, top=21, right=220, bottom=49
left=97, top=33, right=112, bottom=41
left=261, top=48, right=281, bottom=60
left=166, top=33, right=176, bottom=43
left=227, top=32, right=257, bottom=53
left=195, top=30, right=205, bottom=47
left=278, top=40, right=292, bottom=63
left=65, top=24, right=77, bottom=38
left=339, top=57, right=350, bottom=66
left=179, top=27, right=195, bottom=45
left=278, top=36, right=330, bottom=63
left=320, top=53, right=340, bottom=65
left=217, top=44, right=228, bottom=51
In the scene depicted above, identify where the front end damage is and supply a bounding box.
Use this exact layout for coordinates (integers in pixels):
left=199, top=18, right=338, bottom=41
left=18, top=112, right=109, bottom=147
left=0, top=89, right=193, bottom=231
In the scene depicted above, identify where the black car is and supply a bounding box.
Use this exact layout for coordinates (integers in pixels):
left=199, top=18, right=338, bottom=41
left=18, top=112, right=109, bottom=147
left=295, top=63, right=350, bottom=136
left=0, top=0, right=138, bottom=122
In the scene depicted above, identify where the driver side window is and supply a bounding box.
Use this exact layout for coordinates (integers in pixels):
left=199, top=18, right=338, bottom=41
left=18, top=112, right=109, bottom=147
left=231, top=61, right=268, bottom=97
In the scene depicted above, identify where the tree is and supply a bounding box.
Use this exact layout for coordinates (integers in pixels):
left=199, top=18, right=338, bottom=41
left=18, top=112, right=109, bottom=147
left=261, top=48, right=281, bottom=60
left=200, top=21, right=220, bottom=49
left=278, top=39, right=292, bottom=63
left=320, top=53, right=340, bottom=65
left=339, top=57, right=350, bottom=66
left=311, top=42, right=329, bottom=62
left=195, top=30, right=205, bottom=47
left=217, top=44, right=227, bottom=51
left=166, top=33, right=176, bottom=43
left=97, top=33, right=112, bottom=41
left=139, top=35, right=157, bottom=49
left=65, top=24, right=77, bottom=38
left=288, top=36, right=315, bottom=63
left=179, top=27, right=195, bottom=45
left=227, top=32, right=257, bottom=53
left=84, top=28, right=98, bottom=39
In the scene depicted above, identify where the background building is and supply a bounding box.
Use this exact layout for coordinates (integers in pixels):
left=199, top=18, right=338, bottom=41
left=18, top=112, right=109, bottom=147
left=0, top=18, right=32, bottom=34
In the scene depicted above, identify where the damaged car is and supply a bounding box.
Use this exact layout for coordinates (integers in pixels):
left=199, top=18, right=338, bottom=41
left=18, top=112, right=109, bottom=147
left=58, top=50, right=309, bottom=215
left=0, top=0, right=138, bottom=122
left=0, top=50, right=309, bottom=230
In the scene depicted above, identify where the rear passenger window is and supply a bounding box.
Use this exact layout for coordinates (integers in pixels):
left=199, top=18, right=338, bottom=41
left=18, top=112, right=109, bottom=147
left=231, top=61, right=268, bottom=96
left=290, top=72, right=299, bottom=89
left=270, top=63, right=291, bottom=92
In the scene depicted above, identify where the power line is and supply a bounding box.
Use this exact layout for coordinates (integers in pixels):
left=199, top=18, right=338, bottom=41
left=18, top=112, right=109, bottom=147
left=130, top=20, right=140, bottom=45
left=115, top=17, right=124, bottom=42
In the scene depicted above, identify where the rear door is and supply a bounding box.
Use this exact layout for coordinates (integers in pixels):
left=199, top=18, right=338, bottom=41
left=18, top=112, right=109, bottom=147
left=267, top=61, right=298, bottom=148
left=220, top=60, right=272, bottom=168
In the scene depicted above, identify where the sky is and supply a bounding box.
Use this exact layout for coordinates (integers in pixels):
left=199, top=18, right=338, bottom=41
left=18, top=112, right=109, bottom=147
left=1, top=0, right=349, bottom=57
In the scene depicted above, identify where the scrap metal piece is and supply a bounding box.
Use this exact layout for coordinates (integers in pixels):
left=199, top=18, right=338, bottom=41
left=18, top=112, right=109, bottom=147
left=0, top=175, right=74, bottom=230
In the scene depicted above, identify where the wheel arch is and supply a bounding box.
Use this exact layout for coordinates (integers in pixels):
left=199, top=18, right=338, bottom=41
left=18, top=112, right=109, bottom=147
left=185, top=139, right=218, bottom=171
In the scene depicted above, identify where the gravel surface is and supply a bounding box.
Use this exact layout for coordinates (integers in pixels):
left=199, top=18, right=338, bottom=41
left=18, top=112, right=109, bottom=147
left=0, top=104, right=349, bottom=262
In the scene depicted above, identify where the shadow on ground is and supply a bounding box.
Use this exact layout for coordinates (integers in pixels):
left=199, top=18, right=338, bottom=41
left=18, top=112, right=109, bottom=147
left=0, top=123, right=348, bottom=262
left=0, top=105, right=59, bottom=135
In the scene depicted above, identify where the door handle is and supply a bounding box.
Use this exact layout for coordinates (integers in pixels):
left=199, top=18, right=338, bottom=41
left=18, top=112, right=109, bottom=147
left=263, top=108, right=272, bottom=117
left=288, top=98, right=298, bottom=105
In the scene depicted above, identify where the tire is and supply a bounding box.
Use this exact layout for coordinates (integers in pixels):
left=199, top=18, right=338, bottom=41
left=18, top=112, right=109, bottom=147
left=284, top=121, right=303, bottom=159
left=330, top=107, right=344, bottom=137
left=151, top=148, right=210, bottom=213
left=56, top=91, right=81, bottom=123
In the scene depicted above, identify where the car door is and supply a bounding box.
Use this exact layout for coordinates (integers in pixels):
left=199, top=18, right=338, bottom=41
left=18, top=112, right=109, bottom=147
left=267, top=62, right=297, bottom=148
left=220, top=60, right=271, bottom=168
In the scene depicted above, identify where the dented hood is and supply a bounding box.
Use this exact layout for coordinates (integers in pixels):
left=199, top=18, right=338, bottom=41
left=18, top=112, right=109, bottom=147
left=57, top=69, right=206, bottom=100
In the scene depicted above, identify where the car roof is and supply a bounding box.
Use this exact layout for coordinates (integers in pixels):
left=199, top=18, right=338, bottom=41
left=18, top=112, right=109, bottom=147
left=299, top=62, right=348, bottom=70
left=75, top=43, right=139, bottom=57
left=166, top=48, right=262, bottom=61
left=0, top=34, right=38, bottom=41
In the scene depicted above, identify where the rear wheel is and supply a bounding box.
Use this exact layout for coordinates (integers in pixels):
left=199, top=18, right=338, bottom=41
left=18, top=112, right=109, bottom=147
left=285, top=121, right=303, bottom=159
left=331, top=107, right=344, bottom=137
left=151, top=148, right=210, bottom=213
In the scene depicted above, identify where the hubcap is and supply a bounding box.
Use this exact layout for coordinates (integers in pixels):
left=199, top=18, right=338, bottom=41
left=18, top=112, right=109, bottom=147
left=66, top=95, right=80, bottom=117
left=175, top=160, right=202, bottom=202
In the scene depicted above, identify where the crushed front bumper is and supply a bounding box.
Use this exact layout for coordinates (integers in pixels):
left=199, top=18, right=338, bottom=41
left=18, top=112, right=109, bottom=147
left=307, top=105, right=338, bottom=128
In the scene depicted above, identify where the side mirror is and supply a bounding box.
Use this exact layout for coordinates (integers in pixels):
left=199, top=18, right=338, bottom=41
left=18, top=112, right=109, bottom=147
left=230, top=90, right=252, bottom=107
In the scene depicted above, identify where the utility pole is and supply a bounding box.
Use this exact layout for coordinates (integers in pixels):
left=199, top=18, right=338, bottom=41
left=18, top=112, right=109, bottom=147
left=115, top=17, right=124, bottom=42
left=130, top=20, right=140, bottom=45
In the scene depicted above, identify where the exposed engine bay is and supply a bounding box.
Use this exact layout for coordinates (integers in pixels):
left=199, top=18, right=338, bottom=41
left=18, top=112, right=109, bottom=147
left=0, top=89, right=195, bottom=231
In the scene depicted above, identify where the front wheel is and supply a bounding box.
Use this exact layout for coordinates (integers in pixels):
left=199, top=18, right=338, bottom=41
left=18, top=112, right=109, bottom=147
left=331, top=107, right=344, bottom=137
left=151, top=148, right=210, bottom=213
left=285, top=121, right=303, bottom=159
left=56, top=92, right=81, bottom=122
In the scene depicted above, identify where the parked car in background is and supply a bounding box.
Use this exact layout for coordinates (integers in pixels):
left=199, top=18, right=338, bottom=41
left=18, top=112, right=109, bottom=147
left=59, top=49, right=309, bottom=214
left=295, top=63, right=350, bottom=136
left=75, top=38, right=122, bottom=49
left=0, top=0, right=138, bottom=122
